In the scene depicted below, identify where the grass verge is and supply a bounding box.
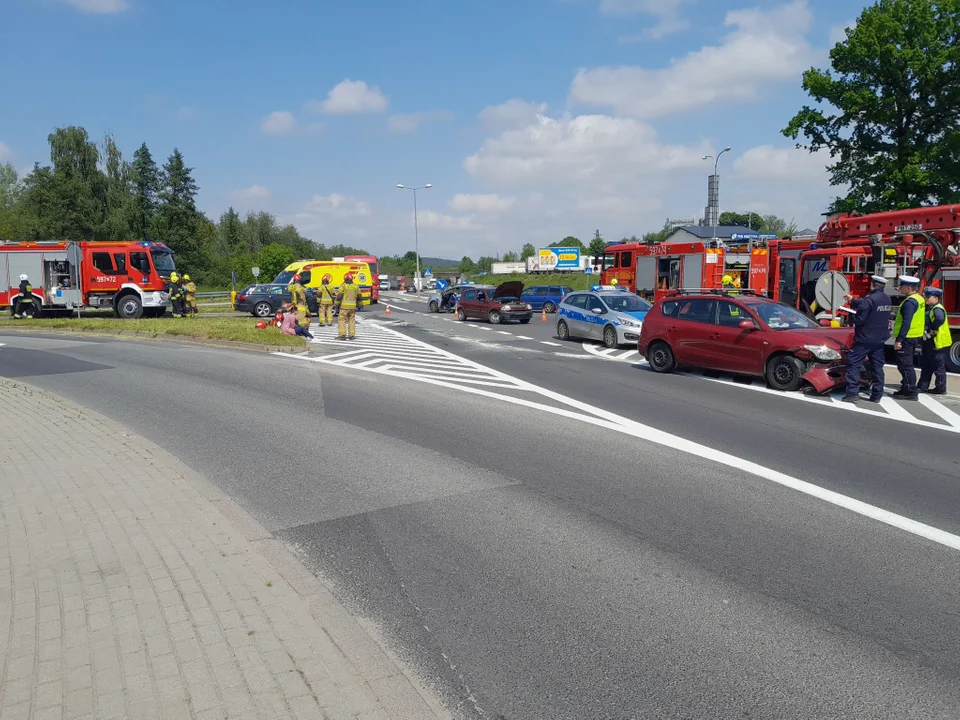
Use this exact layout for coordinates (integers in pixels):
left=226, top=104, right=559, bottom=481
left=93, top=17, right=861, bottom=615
left=1, top=316, right=306, bottom=349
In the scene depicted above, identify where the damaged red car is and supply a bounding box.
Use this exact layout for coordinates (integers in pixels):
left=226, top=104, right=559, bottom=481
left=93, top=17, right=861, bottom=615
left=637, top=291, right=854, bottom=392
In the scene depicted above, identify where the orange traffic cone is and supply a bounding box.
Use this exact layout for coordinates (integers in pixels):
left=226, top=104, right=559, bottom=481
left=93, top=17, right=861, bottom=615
left=541, top=309, right=547, bottom=322
left=385, top=305, right=391, bottom=315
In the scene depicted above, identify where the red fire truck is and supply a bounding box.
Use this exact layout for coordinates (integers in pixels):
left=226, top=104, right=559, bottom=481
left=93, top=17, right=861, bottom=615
left=0, top=240, right=176, bottom=319
left=600, top=205, right=960, bottom=371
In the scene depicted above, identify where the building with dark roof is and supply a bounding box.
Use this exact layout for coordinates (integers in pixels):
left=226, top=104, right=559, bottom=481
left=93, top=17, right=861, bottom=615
left=663, top=225, right=759, bottom=243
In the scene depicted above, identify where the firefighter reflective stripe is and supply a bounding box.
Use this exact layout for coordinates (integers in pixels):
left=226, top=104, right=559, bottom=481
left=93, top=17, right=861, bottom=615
left=893, top=294, right=925, bottom=338
left=929, top=303, right=952, bottom=350
left=339, top=283, right=359, bottom=309
left=319, top=286, right=335, bottom=304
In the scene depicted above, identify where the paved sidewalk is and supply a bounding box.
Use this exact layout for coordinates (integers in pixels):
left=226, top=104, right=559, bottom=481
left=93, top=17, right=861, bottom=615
left=0, top=379, right=449, bottom=720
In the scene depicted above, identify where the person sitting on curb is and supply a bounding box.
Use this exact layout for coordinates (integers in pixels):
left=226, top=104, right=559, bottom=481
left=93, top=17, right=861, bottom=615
left=279, top=305, right=314, bottom=339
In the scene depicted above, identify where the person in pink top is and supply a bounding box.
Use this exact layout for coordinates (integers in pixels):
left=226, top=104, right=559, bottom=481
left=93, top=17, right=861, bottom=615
left=280, top=306, right=314, bottom=339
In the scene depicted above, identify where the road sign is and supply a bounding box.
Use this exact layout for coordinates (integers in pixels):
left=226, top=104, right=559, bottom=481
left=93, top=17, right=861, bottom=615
left=423, top=268, right=433, bottom=278
left=814, top=271, right=849, bottom=311
left=436, top=278, right=449, bottom=291
left=251, top=266, right=260, bottom=278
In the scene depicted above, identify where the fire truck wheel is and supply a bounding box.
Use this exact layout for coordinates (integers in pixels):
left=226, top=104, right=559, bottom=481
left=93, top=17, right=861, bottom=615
left=765, top=354, right=804, bottom=392
left=115, top=294, right=144, bottom=320
left=647, top=342, right=676, bottom=373
left=947, top=340, right=960, bottom=374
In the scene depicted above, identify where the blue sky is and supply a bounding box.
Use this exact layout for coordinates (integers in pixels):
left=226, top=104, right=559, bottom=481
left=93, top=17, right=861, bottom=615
left=2, top=0, right=866, bottom=257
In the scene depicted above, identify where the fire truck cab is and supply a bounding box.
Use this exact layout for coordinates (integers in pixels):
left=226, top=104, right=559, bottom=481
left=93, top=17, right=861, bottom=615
left=0, top=240, right=175, bottom=319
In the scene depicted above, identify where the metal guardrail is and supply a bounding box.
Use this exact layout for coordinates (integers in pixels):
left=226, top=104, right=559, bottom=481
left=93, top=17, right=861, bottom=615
left=196, top=291, right=232, bottom=298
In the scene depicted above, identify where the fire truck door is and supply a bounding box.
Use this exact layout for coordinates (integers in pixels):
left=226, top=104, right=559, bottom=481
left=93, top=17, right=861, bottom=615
left=635, top=256, right=656, bottom=296
left=778, top=257, right=798, bottom=309
left=681, top=254, right=703, bottom=291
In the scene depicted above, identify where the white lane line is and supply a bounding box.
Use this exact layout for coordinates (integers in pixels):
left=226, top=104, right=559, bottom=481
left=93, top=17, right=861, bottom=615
left=878, top=396, right=916, bottom=421
left=917, top=393, right=960, bottom=428
left=541, top=341, right=561, bottom=347
left=293, top=326, right=960, bottom=553
left=383, top=305, right=416, bottom=314
left=495, top=331, right=512, bottom=335
left=515, top=335, right=534, bottom=340
left=552, top=352, right=592, bottom=359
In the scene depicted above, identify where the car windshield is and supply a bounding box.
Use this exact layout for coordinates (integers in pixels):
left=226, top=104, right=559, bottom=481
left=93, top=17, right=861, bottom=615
left=150, top=249, right=176, bottom=272
left=274, top=270, right=296, bottom=284
left=753, top=303, right=820, bottom=330
left=602, top=294, right=651, bottom=312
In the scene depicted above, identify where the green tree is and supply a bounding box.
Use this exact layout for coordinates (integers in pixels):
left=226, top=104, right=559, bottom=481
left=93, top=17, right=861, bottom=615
left=643, top=219, right=675, bottom=244
left=718, top=211, right=762, bottom=229
left=218, top=207, right=244, bottom=252
left=717, top=211, right=798, bottom=236
left=101, top=134, right=134, bottom=240
left=759, top=215, right=799, bottom=237
left=588, top=230, right=607, bottom=257
left=519, top=243, right=536, bottom=260
left=156, top=148, right=201, bottom=266
left=502, top=251, right=519, bottom=262
left=783, top=0, right=960, bottom=212
left=130, top=143, right=159, bottom=241
left=47, top=126, right=106, bottom=239
left=0, top=162, right=21, bottom=209
left=256, top=243, right=296, bottom=282
left=475, top=255, right=495, bottom=272
left=459, top=255, right=475, bottom=274
left=550, top=236, right=586, bottom=250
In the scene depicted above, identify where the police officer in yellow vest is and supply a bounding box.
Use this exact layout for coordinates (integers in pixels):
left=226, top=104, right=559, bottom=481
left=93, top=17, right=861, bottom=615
left=317, top=277, right=335, bottom=327
left=336, top=274, right=362, bottom=340
left=918, top=286, right=951, bottom=395
left=288, top=273, right=311, bottom=330
left=892, top=275, right=924, bottom=400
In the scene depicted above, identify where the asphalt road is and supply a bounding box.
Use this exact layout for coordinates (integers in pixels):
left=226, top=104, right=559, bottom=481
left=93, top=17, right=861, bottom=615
left=2, top=323, right=960, bottom=720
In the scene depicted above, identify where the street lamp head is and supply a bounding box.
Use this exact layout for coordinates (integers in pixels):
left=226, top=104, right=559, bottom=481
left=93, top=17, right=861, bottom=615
left=425, top=184, right=433, bottom=189
left=702, top=155, right=712, bottom=160
left=396, top=184, right=404, bottom=189
left=723, top=146, right=732, bottom=152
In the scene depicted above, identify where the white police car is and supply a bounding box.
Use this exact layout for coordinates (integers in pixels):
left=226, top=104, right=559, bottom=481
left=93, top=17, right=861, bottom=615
left=556, top=286, right=652, bottom=348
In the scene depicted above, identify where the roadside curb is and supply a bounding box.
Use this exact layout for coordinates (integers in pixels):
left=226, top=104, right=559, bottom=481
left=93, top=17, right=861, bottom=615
left=0, top=378, right=449, bottom=719
left=0, top=326, right=306, bottom=353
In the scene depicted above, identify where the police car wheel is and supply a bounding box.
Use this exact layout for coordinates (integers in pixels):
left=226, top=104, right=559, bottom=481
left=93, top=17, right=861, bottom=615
left=648, top=342, right=675, bottom=373
left=429, top=300, right=439, bottom=312
left=766, top=354, right=804, bottom=392
left=543, top=301, right=556, bottom=313
left=603, top=325, right=618, bottom=349
left=557, top=320, right=570, bottom=340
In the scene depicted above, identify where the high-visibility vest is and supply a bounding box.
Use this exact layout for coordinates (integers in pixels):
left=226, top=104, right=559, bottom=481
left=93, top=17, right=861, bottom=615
left=339, top=283, right=359, bottom=309
left=928, top=303, right=952, bottom=350
left=893, top=294, right=924, bottom=339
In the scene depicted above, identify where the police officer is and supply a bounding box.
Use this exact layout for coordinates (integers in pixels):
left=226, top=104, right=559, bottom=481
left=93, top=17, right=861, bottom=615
left=13, top=274, right=34, bottom=319
left=841, top=275, right=892, bottom=403
left=918, top=287, right=951, bottom=395
left=317, top=277, right=335, bottom=327
left=183, top=274, right=198, bottom=316
left=892, top=275, right=924, bottom=400
left=336, top=274, right=362, bottom=340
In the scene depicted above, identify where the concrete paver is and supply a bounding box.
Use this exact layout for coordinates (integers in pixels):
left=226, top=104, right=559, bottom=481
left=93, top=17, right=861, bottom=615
left=0, top=379, right=449, bottom=720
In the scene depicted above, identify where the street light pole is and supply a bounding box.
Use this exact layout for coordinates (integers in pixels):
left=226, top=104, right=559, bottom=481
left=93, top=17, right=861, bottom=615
left=702, top=146, right=731, bottom=241
left=396, top=183, right=432, bottom=294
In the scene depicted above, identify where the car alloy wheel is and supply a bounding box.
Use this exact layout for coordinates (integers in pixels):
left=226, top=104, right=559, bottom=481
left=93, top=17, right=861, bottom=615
left=557, top=320, right=570, bottom=340
left=603, top=325, right=618, bottom=348
left=457, top=307, right=466, bottom=321
left=543, top=301, right=556, bottom=313
left=254, top=302, right=273, bottom=318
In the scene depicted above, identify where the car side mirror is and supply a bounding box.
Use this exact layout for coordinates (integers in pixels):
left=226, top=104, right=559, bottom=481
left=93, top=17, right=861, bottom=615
left=591, top=307, right=604, bottom=315
left=738, top=320, right=756, bottom=330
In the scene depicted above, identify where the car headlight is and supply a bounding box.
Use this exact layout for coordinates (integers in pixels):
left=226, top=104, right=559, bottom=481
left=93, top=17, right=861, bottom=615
left=618, top=317, right=643, bottom=328
left=804, top=344, right=841, bottom=361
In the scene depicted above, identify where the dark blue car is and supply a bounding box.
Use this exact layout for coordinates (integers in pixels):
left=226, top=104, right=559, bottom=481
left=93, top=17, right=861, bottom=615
left=520, top=285, right=574, bottom=313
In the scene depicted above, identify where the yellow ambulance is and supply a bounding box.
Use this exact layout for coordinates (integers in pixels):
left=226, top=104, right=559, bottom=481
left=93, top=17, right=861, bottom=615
left=274, top=260, right=374, bottom=303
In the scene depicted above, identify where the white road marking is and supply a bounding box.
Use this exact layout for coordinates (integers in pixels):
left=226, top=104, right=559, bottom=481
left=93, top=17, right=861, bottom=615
left=495, top=331, right=512, bottom=336
left=917, top=393, right=960, bottom=429
left=877, top=396, right=915, bottom=421
left=515, top=335, right=534, bottom=340
left=541, top=341, right=561, bottom=347
left=274, top=327, right=960, bottom=553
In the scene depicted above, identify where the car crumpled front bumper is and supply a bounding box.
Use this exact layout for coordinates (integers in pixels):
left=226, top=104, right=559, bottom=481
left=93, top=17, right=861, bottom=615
left=801, top=361, right=858, bottom=394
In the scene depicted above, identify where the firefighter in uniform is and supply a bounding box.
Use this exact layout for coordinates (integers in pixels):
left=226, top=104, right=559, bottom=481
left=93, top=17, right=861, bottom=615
left=168, top=272, right=186, bottom=317
left=918, top=286, right=951, bottom=395
left=336, top=274, right=362, bottom=340
left=722, top=275, right=738, bottom=294
left=892, top=275, right=924, bottom=400
left=13, top=274, right=34, bottom=319
left=288, top=273, right=311, bottom=331
left=841, top=275, right=892, bottom=403
left=317, top=277, right=335, bottom=327
left=183, top=274, right=198, bottom=316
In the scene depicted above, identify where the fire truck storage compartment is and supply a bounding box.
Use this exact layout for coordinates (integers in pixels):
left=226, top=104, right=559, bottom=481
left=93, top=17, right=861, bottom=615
left=2, top=253, right=39, bottom=294
left=681, top=253, right=703, bottom=291
left=635, top=256, right=656, bottom=295
left=658, top=258, right=680, bottom=290
left=48, top=242, right=83, bottom=307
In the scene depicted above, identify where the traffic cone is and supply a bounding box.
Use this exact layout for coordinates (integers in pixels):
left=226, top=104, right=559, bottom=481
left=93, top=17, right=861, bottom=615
left=385, top=305, right=391, bottom=315
left=541, top=309, right=547, bottom=322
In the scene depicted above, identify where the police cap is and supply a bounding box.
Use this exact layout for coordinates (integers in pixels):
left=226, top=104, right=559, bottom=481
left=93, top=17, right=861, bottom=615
left=923, top=287, right=943, bottom=297
left=869, top=275, right=887, bottom=285
left=898, top=274, right=920, bottom=286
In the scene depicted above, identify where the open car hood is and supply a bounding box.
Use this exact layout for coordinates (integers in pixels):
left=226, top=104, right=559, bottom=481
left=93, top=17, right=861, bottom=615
left=494, top=281, right=524, bottom=300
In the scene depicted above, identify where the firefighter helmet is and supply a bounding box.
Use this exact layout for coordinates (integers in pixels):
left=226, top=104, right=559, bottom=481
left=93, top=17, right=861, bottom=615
left=292, top=273, right=302, bottom=283
left=344, top=274, right=353, bottom=283
left=722, top=274, right=733, bottom=284
left=183, top=274, right=191, bottom=281
left=255, top=321, right=267, bottom=329
left=19, top=274, right=28, bottom=281
left=610, top=278, right=618, bottom=285
left=170, top=272, right=179, bottom=282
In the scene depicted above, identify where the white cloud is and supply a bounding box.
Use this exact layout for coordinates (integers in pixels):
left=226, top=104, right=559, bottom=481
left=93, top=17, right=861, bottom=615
left=308, top=80, right=388, bottom=115
left=260, top=111, right=297, bottom=136
left=230, top=185, right=271, bottom=201
left=387, top=110, right=454, bottom=133
left=571, top=0, right=818, bottom=119
left=0, top=141, right=12, bottom=163
left=732, top=145, right=831, bottom=182
left=58, top=0, right=127, bottom=13
left=829, top=20, right=854, bottom=45
left=600, top=0, right=690, bottom=38
left=303, top=193, right=372, bottom=218
left=478, top=99, right=547, bottom=130
left=417, top=210, right=480, bottom=231
left=449, top=193, right=516, bottom=213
